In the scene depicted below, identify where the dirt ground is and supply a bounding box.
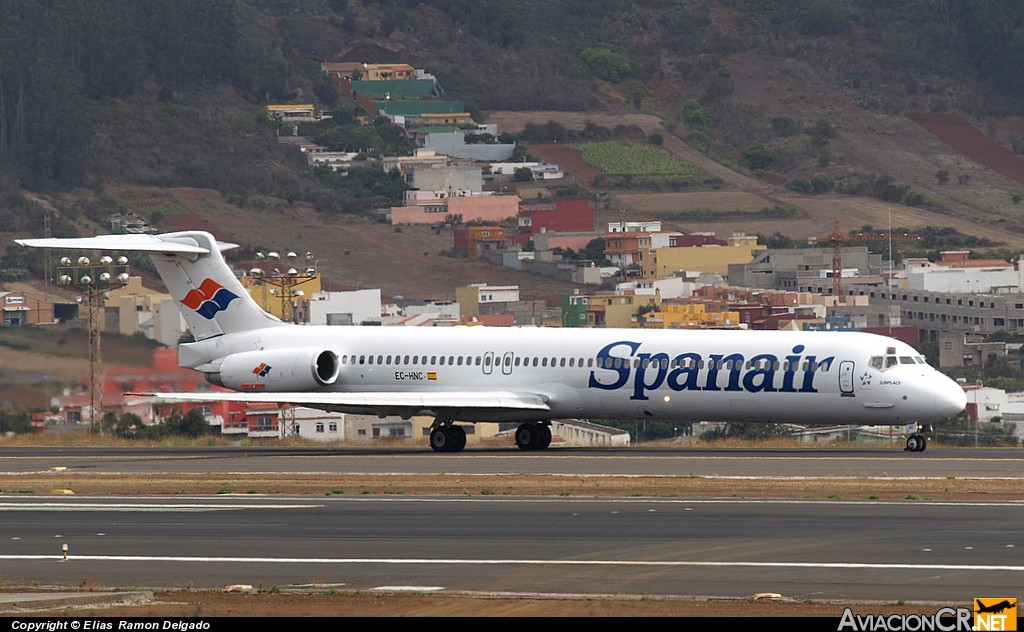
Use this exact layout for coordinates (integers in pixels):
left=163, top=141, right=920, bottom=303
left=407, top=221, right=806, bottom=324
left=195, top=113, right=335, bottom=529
left=23, top=589, right=955, bottom=618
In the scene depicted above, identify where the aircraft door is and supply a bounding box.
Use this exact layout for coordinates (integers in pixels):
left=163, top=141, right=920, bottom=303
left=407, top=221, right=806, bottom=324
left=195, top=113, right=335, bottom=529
left=839, top=360, right=855, bottom=397
left=501, top=351, right=514, bottom=375
left=483, top=351, right=494, bottom=375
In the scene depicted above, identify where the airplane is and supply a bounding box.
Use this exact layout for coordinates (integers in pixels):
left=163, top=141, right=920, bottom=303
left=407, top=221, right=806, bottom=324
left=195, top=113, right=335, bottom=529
left=15, top=230, right=967, bottom=453
left=975, top=599, right=1015, bottom=614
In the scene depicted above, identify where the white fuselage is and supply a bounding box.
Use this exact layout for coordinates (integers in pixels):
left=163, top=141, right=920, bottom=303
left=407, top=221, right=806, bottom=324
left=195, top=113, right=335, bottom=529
left=184, top=325, right=966, bottom=425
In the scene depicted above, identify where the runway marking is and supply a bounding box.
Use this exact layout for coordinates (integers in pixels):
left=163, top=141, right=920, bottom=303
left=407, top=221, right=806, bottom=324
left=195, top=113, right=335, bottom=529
left=0, top=503, right=322, bottom=512
left=0, top=555, right=1021, bottom=572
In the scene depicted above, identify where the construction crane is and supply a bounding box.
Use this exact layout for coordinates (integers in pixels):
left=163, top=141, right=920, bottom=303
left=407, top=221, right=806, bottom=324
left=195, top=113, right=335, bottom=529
left=808, top=219, right=921, bottom=300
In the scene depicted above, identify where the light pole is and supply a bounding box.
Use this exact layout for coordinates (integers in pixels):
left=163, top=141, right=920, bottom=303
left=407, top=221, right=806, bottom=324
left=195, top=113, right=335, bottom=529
left=57, top=255, right=130, bottom=434
left=243, top=250, right=320, bottom=323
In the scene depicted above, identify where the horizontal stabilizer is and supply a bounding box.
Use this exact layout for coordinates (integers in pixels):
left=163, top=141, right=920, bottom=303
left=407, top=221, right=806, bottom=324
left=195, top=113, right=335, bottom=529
left=126, top=390, right=551, bottom=412
left=15, top=233, right=238, bottom=254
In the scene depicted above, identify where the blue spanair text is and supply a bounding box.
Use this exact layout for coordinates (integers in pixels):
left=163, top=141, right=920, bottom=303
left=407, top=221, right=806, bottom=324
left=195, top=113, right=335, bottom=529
left=587, top=340, right=835, bottom=401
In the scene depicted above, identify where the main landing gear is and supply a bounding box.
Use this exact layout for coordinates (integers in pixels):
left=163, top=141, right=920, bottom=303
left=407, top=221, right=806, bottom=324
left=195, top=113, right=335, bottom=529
left=904, top=423, right=931, bottom=452
left=515, top=422, right=552, bottom=451
left=429, top=417, right=467, bottom=453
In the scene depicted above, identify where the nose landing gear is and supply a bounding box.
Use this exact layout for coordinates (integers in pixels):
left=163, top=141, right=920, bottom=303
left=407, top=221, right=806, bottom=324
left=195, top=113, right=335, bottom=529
left=904, top=423, right=931, bottom=452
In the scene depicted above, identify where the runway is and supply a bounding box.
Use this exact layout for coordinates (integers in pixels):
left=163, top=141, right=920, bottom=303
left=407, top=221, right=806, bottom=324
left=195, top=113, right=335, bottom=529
left=0, top=446, right=1021, bottom=604
left=2, top=445, right=1023, bottom=477
left=0, top=494, right=1021, bottom=602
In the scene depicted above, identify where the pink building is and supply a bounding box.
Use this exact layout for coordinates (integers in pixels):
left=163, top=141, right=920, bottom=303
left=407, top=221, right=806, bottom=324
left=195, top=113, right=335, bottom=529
left=391, top=195, right=519, bottom=225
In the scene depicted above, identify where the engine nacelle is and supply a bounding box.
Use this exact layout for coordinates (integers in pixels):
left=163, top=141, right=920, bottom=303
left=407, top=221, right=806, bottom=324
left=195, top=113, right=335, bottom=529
left=206, top=348, right=340, bottom=391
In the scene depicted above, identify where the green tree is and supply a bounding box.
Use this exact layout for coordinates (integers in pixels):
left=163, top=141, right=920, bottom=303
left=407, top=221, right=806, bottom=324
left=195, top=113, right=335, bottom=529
left=163, top=408, right=209, bottom=438
left=681, top=99, right=711, bottom=127
left=514, top=167, right=534, bottom=182
left=741, top=143, right=774, bottom=171
left=0, top=411, right=32, bottom=434
left=579, top=48, right=635, bottom=83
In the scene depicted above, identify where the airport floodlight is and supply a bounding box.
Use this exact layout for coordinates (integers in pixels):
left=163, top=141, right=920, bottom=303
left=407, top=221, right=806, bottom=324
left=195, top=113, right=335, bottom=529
left=287, top=267, right=298, bottom=276
left=287, top=251, right=298, bottom=259
left=60, top=257, right=71, bottom=266
left=59, top=275, right=72, bottom=285
left=267, top=251, right=280, bottom=260
left=117, top=256, right=129, bottom=265
left=99, top=256, right=113, bottom=264
left=117, top=273, right=130, bottom=283
left=78, top=256, right=90, bottom=265
left=99, top=272, right=111, bottom=283
left=79, top=274, right=92, bottom=285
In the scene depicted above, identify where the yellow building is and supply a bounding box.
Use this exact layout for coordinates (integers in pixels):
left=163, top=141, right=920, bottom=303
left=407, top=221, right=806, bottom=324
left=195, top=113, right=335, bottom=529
left=644, top=303, right=741, bottom=329
left=642, top=233, right=766, bottom=277
left=568, top=292, right=660, bottom=328
left=242, top=269, right=322, bottom=323
left=363, top=63, right=416, bottom=81
left=103, top=276, right=172, bottom=336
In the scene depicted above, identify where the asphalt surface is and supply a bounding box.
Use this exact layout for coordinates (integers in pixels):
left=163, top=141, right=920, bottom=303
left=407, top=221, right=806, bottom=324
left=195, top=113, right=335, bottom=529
left=0, top=445, right=1020, bottom=613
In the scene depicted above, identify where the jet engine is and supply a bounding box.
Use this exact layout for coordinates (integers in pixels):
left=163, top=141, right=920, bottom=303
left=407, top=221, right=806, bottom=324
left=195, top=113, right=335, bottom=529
left=205, top=348, right=340, bottom=391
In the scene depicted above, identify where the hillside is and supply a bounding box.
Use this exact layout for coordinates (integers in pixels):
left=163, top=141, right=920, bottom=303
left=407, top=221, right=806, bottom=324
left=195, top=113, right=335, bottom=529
left=5, top=1, right=1024, bottom=300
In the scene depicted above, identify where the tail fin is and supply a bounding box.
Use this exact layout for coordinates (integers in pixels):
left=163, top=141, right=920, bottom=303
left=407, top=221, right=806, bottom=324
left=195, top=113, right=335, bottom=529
left=15, top=231, right=284, bottom=340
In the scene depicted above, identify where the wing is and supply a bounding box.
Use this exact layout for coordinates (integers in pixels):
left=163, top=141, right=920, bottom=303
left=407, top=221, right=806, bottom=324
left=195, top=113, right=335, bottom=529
left=126, top=390, right=551, bottom=416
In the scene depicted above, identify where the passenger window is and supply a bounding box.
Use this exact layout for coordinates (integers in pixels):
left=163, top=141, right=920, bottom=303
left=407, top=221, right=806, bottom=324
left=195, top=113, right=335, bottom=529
left=376, top=355, right=383, bottom=364
left=404, top=355, right=410, bottom=364
left=457, top=356, right=464, bottom=366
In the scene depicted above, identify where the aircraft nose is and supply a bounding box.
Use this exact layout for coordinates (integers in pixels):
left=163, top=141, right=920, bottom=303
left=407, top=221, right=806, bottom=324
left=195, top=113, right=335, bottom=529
left=934, top=382, right=967, bottom=419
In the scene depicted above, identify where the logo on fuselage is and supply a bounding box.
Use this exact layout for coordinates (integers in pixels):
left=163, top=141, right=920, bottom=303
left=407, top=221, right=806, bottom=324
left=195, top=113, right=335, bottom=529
left=252, top=363, right=272, bottom=377
left=587, top=340, right=835, bottom=401
left=180, top=278, right=238, bottom=320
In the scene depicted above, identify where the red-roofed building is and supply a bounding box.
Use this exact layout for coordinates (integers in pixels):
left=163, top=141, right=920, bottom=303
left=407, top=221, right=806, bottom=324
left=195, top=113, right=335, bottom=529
left=55, top=347, right=280, bottom=436
left=518, top=200, right=594, bottom=235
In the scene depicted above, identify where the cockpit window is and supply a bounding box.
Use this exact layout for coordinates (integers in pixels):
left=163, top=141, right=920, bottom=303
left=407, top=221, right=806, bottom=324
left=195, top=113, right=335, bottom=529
left=915, top=357, right=927, bottom=364
left=899, top=356, right=915, bottom=364
left=870, top=356, right=883, bottom=369
left=885, top=356, right=898, bottom=368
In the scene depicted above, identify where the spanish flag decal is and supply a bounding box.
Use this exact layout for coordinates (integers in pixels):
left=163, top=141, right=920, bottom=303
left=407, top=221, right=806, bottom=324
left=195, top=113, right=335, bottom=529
left=427, top=372, right=437, bottom=381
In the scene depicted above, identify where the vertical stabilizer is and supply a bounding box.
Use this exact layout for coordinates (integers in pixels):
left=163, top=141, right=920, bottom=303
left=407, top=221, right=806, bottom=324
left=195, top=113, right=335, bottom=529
left=15, top=231, right=285, bottom=340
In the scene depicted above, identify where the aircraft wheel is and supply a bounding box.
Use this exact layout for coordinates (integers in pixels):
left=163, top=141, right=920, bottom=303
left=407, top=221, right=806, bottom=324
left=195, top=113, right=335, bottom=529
left=916, top=435, right=927, bottom=452
left=905, top=435, right=920, bottom=452
left=451, top=425, right=467, bottom=452
left=537, top=424, right=552, bottom=450
left=515, top=423, right=538, bottom=451
left=430, top=426, right=453, bottom=452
